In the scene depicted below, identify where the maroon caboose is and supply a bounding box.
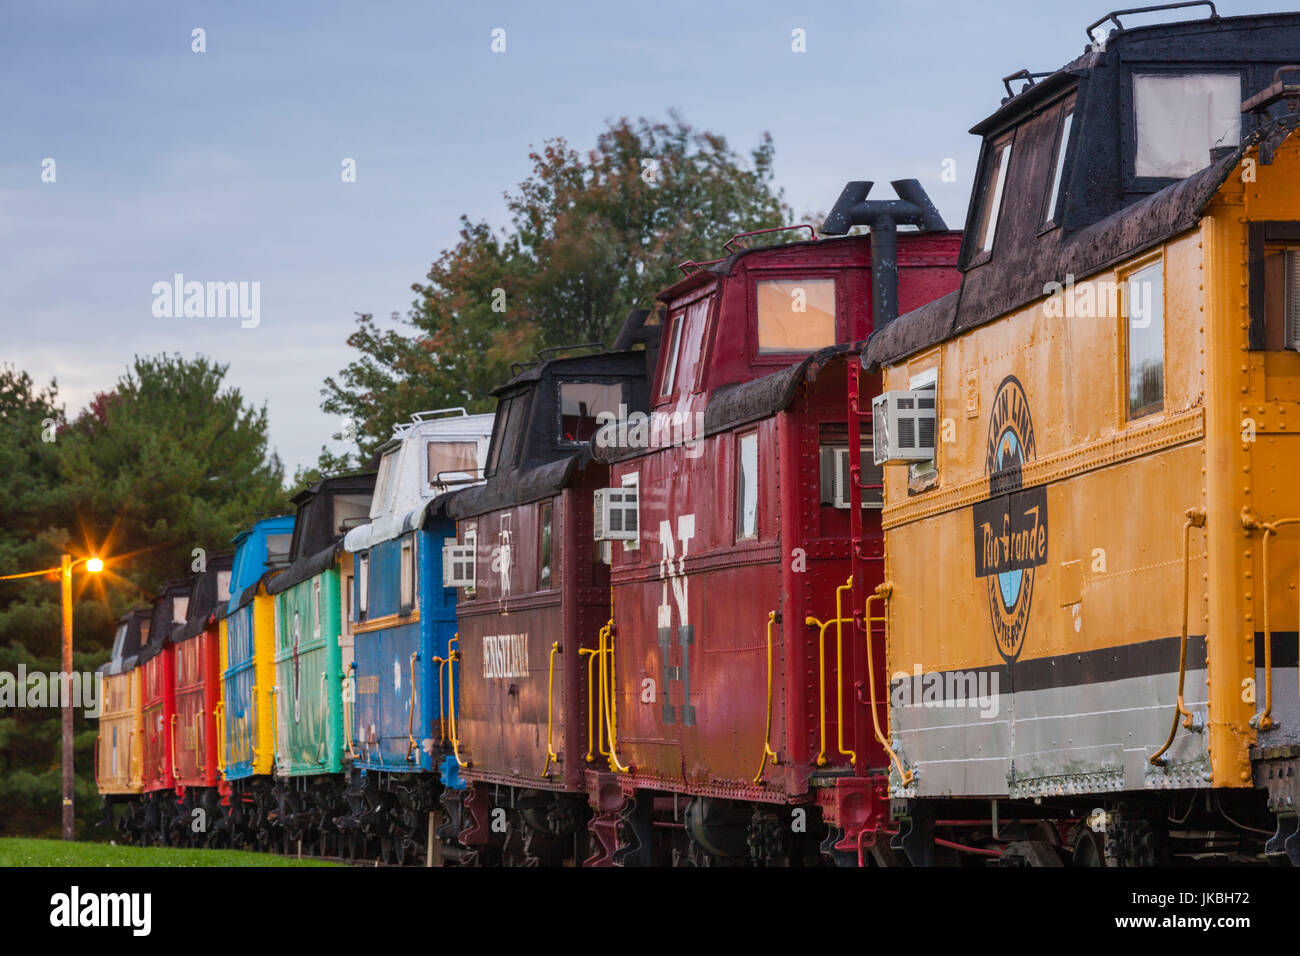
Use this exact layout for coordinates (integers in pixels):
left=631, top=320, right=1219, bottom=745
left=441, top=347, right=651, bottom=865
left=590, top=184, right=961, bottom=865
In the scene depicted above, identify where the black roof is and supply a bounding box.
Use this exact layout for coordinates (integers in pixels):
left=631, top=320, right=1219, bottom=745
left=136, top=579, right=194, bottom=665
left=446, top=349, right=649, bottom=519
left=267, top=472, right=376, bottom=595
left=175, top=551, right=234, bottom=642
left=866, top=10, right=1300, bottom=368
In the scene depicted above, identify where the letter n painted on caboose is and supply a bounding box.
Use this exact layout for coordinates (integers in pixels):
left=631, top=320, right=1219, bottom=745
left=657, top=515, right=696, bottom=726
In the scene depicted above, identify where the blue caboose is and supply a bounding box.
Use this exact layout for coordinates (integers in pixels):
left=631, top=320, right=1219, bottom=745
left=339, top=408, right=493, bottom=864
left=214, top=514, right=294, bottom=850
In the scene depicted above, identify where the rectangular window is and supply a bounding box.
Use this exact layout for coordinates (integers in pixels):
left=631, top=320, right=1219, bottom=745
left=428, top=441, right=480, bottom=484
left=374, top=450, right=397, bottom=511
left=736, top=431, right=759, bottom=540
left=1248, top=224, right=1300, bottom=351
left=819, top=445, right=884, bottom=508
left=486, top=395, right=519, bottom=475
left=558, top=382, right=624, bottom=445
left=756, top=278, right=836, bottom=354
left=464, top=529, right=477, bottom=594
left=539, top=502, right=553, bottom=589
left=172, top=596, right=188, bottom=625
left=266, top=533, right=292, bottom=565
left=344, top=574, right=354, bottom=625
left=1133, top=73, right=1240, bottom=179
left=974, top=136, right=1013, bottom=255
left=216, top=569, right=232, bottom=604
left=1125, top=261, right=1165, bottom=419
left=313, top=577, right=323, bottom=637
left=357, top=553, right=369, bottom=617
left=660, top=313, right=685, bottom=396
left=1043, top=107, right=1074, bottom=228
left=333, top=494, right=371, bottom=535
left=400, top=538, right=415, bottom=609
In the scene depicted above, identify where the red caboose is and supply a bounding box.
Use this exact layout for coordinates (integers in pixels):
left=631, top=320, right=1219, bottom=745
left=137, top=578, right=192, bottom=844
left=591, top=186, right=961, bottom=865
left=170, top=551, right=234, bottom=844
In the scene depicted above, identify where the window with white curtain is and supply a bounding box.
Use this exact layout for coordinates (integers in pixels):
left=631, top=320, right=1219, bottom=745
left=1133, top=73, right=1240, bottom=179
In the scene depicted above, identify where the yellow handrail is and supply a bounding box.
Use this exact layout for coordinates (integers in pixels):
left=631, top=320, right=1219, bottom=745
left=834, top=579, right=856, bottom=766
left=863, top=584, right=912, bottom=785
left=343, top=665, right=359, bottom=758
left=431, top=655, right=448, bottom=742
left=406, top=651, right=419, bottom=761
left=597, top=622, right=630, bottom=773
left=169, top=713, right=179, bottom=782
left=214, top=701, right=226, bottom=775
left=753, top=610, right=780, bottom=784
left=250, top=684, right=259, bottom=764
left=447, top=636, right=469, bottom=768
left=542, top=642, right=561, bottom=776
left=270, top=685, right=279, bottom=767
left=195, top=707, right=205, bottom=775
left=578, top=647, right=600, bottom=762
left=1151, top=508, right=1207, bottom=765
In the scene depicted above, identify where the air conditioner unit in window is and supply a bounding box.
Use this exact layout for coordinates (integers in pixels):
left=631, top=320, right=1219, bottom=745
left=872, top=389, right=936, bottom=464
left=442, top=544, right=476, bottom=588
left=828, top=447, right=885, bottom=509
left=594, top=487, right=639, bottom=542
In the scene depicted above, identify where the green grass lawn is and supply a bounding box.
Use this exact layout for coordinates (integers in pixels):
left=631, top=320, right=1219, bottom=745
left=0, top=838, right=340, bottom=867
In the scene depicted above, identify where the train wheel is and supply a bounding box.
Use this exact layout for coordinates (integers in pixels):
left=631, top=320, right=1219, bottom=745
left=1073, top=830, right=1105, bottom=867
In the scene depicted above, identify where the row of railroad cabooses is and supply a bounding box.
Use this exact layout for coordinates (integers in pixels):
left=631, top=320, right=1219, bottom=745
left=97, top=184, right=961, bottom=863
left=437, top=202, right=963, bottom=866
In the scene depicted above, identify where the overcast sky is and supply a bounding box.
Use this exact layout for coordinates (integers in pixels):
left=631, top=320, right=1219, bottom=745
left=3, top=0, right=1292, bottom=474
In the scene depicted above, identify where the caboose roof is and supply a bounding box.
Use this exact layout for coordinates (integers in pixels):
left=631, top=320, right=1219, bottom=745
left=866, top=8, right=1300, bottom=368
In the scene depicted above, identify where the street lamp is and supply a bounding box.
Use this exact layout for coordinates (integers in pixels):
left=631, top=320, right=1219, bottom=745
left=0, top=553, right=104, bottom=841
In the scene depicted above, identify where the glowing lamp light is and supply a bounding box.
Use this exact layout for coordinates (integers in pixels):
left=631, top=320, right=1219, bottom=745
left=85, top=557, right=104, bottom=574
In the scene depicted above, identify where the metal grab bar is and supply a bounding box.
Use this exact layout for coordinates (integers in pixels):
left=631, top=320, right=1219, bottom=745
left=406, top=652, right=419, bottom=762
left=250, top=684, right=259, bottom=764
left=270, top=685, right=279, bottom=766
left=806, top=578, right=858, bottom=767
left=579, top=647, right=600, bottom=762
left=542, top=642, right=561, bottom=776
left=447, top=636, right=469, bottom=768
left=863, top=585, right=913, bottom=786
left=753, top=611, right=781, bottom=784
left=1151, top=508, right=1207, bottom=765
left=431, top=655, right=448, bottom=742
left=1243, top=512, right=1300, bottom=731
left=169, top=714, right=178, bottom=782
left=214, top=702, right=225, bottom=775
left=94, top=734, right=101, bottom=784
left=195, top=708, right=205, bottom=775
left=597, top=622, right=630, bottom=773
left=343, top=665, right=359, bottom=758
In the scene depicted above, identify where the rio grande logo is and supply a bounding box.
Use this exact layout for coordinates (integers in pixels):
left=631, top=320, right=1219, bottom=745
left=972, top=376, right=1047, bottom=662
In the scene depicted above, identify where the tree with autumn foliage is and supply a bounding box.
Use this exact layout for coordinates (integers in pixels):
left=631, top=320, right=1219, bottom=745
left=322, top=113, right=792, bottom=460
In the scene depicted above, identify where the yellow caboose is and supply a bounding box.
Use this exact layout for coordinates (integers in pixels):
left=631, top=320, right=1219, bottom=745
left=866, top=9, right=1300, bottom=865
left=95, top=607, right=150, bottom=819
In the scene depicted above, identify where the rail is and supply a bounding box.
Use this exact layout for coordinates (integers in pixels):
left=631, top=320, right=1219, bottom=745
left=752, top=610, right=781, bottom=784
left=722, top=224, right=816, bottom=254
left=250, top=684, right=259, bottom=764
left=1151, top=508, right=1206, bottom=765
left=343, top=665, right=359, bottom=758
left=406, top=652, right=419, bottom=762
left=806, top=579, right=858, bottom=767
left=595, top=622, right=630, bottom=773
left=542, top=642, right=561, bottom=776
left=863, top=584, right=913, bottom=785
left=447, top=636, right=469, bottom=767
left=94, top=734, right=100, bottom=784
left=195, top=707, right=205, bottom=775
left=270, top=685, right=279, bottom=768
left=214, top=701, right=225, bottom=774
left=1086, top=1, right=1217, bottom=42
left=1243, top=512, right=1300, bottom=732
left=169, top=714, right=178, bottom=782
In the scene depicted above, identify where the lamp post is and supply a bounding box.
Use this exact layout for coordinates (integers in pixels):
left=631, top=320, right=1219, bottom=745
left=0, top=553, right=104, bottom=841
